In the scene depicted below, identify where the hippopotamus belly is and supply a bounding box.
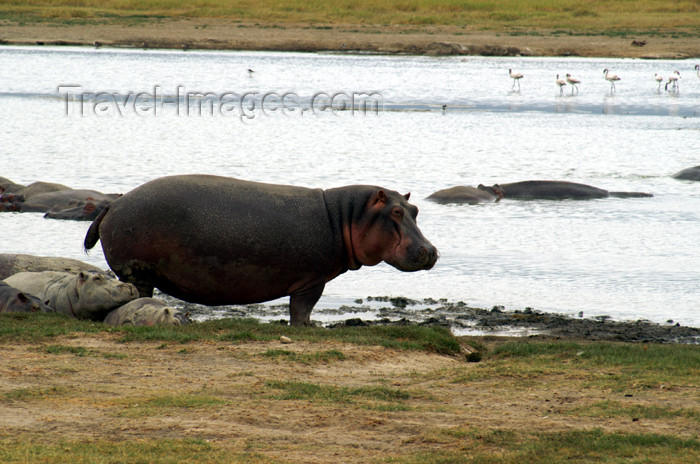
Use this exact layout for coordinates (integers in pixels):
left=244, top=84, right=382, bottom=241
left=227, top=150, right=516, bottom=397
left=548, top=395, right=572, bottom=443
left=85, top=175, right=438, bottom=325
left=98, top=179, right=336, bottom=305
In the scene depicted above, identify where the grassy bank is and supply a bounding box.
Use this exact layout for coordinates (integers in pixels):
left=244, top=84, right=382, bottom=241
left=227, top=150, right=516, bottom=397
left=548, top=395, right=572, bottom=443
left=2, top=0, right=699, bottom=34
left=0, top=312, right=698, bottom=463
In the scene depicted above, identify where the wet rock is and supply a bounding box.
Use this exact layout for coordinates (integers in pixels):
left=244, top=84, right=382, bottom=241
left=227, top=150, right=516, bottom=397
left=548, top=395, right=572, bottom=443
left=424, top=41, right=467, bottom=56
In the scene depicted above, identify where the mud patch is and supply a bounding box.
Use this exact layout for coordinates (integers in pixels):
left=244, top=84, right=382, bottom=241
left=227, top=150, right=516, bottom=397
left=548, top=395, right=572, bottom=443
left=157, top=293, right=700, bottom=344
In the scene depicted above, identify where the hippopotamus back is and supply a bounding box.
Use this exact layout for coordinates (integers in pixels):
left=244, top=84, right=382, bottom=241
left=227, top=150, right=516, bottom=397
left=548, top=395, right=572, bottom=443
left=84, top=174, right=438, bottom=325
left=5, top=271, right=138, bottom=320
left=0, top=254, right=104, bottom=281
left=16, top=189, right=120, bottom=213
left=426, top=185, right=503, bottom=205
left=480, top=181, right=652, bottom=200
left=673, top=166, right=700, bottom=181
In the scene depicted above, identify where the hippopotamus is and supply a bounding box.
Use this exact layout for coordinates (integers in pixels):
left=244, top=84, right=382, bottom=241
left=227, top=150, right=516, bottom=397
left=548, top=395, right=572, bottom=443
left=84, top=174, right=438, bottom=325
left=5, top=271, right=138, bottom=320
left=1, top=193, right=25, bottom=203
left=0, top=203, right=21, bottom=212
left=15, top=181, right=72, bottom=198
left=0, top=177, right=26, bottom=194
left=478, top=181, right=653, bottom=200
left=104, top=298, right=191, bottom=326
left=0, top=254, right=104, bottom=281
left=11, top=189, right=121, bottom=214
left=672, top=166, right=700, bottom=181
left=0, top=281, right=52, bottom=313
left=427, top=185, right=504, bottom=205
left=44, top=199, right=113, bottom=221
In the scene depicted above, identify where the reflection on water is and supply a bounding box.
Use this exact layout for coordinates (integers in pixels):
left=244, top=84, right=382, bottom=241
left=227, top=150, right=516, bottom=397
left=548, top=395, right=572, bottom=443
left=1, top=47, right=699, bottom=327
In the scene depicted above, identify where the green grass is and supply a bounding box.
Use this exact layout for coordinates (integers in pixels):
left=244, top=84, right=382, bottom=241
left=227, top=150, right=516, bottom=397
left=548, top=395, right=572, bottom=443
left=0, top=313, right=463, bottom=356
left=1, top=429, right=695, bottom=464
left=570, top=400, right=700, bottom=423
left=117, top=393, right=228, bottom=417
left=1, top=0, right=699, bottom=33
left=2, top=385, right=69, bottom=403
left=387, top=429, right=700, bottom=464
left=259, top=348, right=347, bottom=364
left=265, top=380, right=418, bottom=407
left=0, top=438, right=277, bottom=464
left=454, top=339, right=700, bottom=393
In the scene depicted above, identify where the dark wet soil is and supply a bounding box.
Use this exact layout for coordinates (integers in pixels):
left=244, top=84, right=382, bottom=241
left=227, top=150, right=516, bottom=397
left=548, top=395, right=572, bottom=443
left=159, top=293, right=700, bottom=344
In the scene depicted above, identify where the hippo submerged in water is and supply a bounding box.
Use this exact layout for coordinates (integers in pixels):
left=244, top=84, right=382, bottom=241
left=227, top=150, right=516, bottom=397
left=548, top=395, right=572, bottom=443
left=84, top=175, right=438, bottom=326
left=478, top=181, right=653, bottom=200
left=672, top=166, right=700, bottom=181
left=426, top=185, right=505, bottom=205
left=0, top=177, right=120, bottom=221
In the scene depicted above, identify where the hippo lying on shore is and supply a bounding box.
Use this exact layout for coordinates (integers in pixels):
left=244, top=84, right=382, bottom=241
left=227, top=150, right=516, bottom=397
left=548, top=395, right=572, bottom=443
left=427, top=185, right=505, bottom=205
left=5, top=271, right=138, bottom=320
left=672, top=166, right=700, bottom=181
left=104, top=298, right=191, bottom=326
left=0, top=254, right=104, bottom=281
left=0, top=281, right=52, bottom=313
left=84, top=174, right=438, bottom=326
left=478, top=181, right=653, bottom=200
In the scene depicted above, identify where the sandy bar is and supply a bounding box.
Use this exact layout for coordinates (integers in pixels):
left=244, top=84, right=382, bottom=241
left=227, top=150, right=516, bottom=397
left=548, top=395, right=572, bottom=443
left=1, top=19, right=699, bottom=58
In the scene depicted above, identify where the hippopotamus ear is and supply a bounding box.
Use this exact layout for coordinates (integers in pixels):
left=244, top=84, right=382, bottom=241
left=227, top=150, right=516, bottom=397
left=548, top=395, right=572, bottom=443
left=78, top=271, right=88, bottom=282
left=17, top=293, right=28, bottom=303
left=404, top=193, right=411, bottom=201
left=84, top=202, right=96, bottom=214
left=371, top=189, right=388, bottom=206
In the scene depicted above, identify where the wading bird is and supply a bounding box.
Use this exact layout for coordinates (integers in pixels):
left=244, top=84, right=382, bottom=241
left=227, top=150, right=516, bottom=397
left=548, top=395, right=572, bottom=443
left=654, top=73, right=664, bottom=92
left=603, top=68, right=620, bottom=94
left=509, top=68, right=523, bottom=91
left=665, top=70, right=680, bottom=92
left=556, top=74, right=567, bottom=95
left=566, top=73, right=580, bottom=94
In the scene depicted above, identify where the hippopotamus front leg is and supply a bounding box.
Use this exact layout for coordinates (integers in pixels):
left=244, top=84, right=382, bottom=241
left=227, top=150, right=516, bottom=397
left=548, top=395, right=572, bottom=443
left=289, top=283, right=325, bottom=326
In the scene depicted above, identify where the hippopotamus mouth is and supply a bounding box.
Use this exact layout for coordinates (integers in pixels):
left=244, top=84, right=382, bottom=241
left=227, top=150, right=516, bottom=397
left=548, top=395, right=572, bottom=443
left=390, top=239, right=439, bottom=272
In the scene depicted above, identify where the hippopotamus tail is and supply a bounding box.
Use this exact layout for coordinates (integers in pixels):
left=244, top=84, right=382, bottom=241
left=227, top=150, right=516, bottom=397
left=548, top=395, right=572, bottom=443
left=84, top=204, right=110, bottom=252
left=609, top=191, right=654, bottom=198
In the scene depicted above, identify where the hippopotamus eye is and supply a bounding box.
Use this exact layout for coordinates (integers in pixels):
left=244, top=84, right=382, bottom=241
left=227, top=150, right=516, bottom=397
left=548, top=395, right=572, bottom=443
left=392, top=207, right=404, bottom=220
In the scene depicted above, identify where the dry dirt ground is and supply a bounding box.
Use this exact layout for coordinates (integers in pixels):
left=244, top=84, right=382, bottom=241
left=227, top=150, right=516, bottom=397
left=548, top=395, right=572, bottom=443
left=1, top=20, right=699, bottom=58
left=0, top=333, right=697, bottom=462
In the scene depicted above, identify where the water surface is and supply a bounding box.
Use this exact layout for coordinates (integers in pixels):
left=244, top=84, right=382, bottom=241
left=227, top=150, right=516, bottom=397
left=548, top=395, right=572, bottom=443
left=1, top=46, right=699, bottom=327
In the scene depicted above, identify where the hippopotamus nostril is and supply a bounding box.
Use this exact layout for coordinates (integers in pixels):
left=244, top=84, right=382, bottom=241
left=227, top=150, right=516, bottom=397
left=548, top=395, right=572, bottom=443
left=423, top=246, right=438, bottom=269
left=415, top=245, right=438, bottom=269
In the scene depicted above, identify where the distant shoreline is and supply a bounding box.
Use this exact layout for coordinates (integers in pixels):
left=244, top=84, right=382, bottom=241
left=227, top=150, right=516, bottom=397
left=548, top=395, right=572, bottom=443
left=2, top=20, right=699, bottom=58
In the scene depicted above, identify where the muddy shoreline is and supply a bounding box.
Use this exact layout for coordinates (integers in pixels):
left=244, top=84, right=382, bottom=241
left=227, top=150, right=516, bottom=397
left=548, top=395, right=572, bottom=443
left=161, top=294, right=700, bottom=345
left=1, top=20, right=699, bottom=58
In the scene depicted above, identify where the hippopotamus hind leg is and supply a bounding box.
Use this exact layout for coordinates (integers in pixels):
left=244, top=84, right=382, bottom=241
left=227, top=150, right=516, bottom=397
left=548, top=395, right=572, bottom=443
left=289, top=283, right=325, bottom=326
left=110, top=261, right=155, bottom=299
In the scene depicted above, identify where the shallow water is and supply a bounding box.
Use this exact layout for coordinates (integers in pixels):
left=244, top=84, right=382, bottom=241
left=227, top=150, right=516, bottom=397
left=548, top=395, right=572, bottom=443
left=1, top=46, right=699, bottom=327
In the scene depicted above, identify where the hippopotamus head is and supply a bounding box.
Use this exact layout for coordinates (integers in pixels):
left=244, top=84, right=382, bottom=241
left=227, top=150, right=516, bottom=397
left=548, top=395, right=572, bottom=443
left=44, top=199, right=111, bottom=221
left=350, top=189, right=438, bottom=272
left=478, top=184, right=505, bottom=200
left=0, top=282, right=51, bottom=313
left=74, top=271, right=139, bottom=319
